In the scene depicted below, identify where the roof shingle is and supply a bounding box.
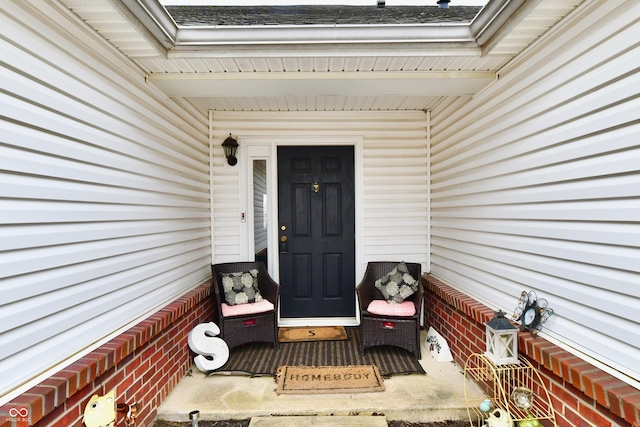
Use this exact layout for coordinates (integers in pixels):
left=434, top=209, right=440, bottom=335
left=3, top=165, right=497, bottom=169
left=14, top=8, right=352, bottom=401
left=165, top=5, right=482, bottom=27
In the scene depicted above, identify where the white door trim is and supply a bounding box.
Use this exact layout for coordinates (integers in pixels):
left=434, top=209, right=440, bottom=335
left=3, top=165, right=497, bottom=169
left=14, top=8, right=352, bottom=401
left=239, top=136, right=363, bottom=326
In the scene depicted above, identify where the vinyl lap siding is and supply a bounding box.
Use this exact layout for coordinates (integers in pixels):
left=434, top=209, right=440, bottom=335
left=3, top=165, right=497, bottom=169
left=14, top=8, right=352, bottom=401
left=363, top=140, right=429, bottom=260
left=0, top=1, right=210, bottom=400
left=210, top=111, right=429, bottom=273
left=430, top=0, right=640, bottom=382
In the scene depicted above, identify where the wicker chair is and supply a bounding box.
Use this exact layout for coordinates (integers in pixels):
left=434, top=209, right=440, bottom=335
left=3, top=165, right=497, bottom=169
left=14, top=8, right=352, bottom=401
left=356, top=262, right=423, bottom=360
left=211, top=262, right=279, bottom=350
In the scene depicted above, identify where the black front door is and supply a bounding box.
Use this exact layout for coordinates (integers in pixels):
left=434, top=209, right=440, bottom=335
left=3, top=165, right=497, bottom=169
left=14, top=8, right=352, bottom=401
left=278, top=146, right=355, bottom=318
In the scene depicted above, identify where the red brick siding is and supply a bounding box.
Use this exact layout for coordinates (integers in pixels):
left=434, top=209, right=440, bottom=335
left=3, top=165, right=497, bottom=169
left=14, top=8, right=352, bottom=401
left=423, top=274, right=640, bottom=427
left=0, top=280, right=213, bottom=427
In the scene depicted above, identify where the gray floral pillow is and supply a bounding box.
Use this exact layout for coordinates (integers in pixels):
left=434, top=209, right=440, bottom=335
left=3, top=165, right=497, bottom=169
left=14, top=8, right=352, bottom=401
left=374, top=262, right=418, bottom=304
left=221, top=269, right=263, bottom=306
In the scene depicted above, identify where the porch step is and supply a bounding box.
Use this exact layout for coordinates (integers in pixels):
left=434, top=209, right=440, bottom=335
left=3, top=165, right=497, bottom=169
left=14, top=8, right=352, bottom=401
left=248, top=415, right=388, bottom=427
left=156, top=331, right=488, bottom=425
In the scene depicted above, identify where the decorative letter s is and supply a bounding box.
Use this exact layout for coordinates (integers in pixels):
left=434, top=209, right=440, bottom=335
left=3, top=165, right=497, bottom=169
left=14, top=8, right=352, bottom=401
left=188, top=322, right=230, bottom=372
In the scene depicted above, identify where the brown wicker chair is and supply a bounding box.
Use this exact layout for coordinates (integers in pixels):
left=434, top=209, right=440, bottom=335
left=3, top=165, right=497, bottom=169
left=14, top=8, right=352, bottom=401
left=356, top=262, right=423, bottom=360
left=211, top=262, right=279, bottom=350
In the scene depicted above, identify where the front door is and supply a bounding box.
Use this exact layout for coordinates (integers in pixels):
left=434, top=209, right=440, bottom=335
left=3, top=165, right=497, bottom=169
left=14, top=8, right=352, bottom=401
left=278, top=146, right=355, bottom=318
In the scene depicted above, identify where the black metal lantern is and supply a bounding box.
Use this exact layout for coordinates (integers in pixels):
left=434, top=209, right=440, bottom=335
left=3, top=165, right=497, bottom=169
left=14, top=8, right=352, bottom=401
left=222, top=134, right=239, bottom=166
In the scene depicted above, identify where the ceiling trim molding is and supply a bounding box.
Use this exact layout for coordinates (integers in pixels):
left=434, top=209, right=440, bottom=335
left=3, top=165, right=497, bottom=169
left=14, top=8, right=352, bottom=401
left=147, top=70, right=496, bottom=97
left=149, top=70, right=496, bottom=81
left=167, top=42, right=483, bottom=58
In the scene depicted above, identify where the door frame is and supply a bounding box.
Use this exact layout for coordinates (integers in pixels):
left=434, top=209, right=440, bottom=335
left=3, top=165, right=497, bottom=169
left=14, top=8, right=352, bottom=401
left=238, top=136, right=364, bottom=327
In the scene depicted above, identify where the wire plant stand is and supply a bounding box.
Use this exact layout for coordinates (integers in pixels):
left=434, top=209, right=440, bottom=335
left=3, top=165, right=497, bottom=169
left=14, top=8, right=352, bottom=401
left=464, top=353, right=556, bottom=427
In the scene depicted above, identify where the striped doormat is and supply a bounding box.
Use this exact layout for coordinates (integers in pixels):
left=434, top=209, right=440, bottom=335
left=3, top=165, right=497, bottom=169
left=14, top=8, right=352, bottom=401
left=214, top=327, right=425, bottom=377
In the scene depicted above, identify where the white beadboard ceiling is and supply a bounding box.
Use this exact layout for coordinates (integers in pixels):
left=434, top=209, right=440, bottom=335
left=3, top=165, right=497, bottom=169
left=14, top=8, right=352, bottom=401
left=59, top=0, right=584, bottom=112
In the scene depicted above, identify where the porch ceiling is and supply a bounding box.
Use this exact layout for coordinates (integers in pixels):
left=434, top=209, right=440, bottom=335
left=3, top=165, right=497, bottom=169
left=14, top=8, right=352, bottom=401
left=59, top=0, right=584, bottom=113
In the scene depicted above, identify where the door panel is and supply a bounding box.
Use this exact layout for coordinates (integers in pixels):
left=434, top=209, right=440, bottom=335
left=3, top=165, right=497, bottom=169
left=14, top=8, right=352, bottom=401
left=292, top=254, right=312, bottom=298
left=278, top=146, right=355, bottom=318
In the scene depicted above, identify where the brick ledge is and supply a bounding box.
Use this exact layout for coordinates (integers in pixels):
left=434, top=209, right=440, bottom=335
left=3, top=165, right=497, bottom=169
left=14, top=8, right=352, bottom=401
left=423, top=274, right=640, bottom=427
left=0, top=279, right=212, bottom=427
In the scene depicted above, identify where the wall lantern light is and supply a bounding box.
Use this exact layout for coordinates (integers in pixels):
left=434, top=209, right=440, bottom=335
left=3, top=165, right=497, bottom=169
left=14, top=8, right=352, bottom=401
left=222, top=134, right=239, bottom=166
left=485, top=310, right=519, bottom=366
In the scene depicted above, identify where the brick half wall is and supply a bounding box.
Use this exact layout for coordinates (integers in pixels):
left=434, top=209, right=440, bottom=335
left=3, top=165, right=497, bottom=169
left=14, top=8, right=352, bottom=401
left=423, top=274, right=640, bottom=427
left=0, top=280, right=213, bottom=427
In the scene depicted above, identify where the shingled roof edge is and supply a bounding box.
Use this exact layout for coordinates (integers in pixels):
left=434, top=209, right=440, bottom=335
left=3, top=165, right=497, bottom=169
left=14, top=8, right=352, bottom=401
left=165, top=5, right=483, bottom=27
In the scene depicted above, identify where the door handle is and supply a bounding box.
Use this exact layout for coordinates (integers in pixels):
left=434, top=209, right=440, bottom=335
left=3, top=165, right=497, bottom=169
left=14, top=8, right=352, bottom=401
left=279, top=235, right=288, bottom=253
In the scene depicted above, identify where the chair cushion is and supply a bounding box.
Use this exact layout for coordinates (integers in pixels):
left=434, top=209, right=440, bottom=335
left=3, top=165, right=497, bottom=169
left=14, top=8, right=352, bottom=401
left=366, top=300, right=416, bottom=317
left=221, top=269, right=264, bottom=305
left=221, top=300, right=274, bottom=317
left=374, top=261, right=418, bottom=304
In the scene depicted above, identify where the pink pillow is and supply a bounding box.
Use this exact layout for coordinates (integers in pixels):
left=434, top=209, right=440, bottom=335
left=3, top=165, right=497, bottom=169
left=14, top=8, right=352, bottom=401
left=221, top=300, right=274, bottom=317
left=367, top=300, right=415, bottom=317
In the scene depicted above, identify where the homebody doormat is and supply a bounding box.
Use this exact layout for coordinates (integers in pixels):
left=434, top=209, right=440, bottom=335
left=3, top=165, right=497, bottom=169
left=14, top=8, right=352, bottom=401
left=276, top=365, right=385, bottom=395
left=278, top=326, right=349, bottom=343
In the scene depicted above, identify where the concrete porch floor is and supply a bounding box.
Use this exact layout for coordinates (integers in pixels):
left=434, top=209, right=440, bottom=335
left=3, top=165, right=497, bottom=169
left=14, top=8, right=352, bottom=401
left=156, top=330, right=487, bottom=424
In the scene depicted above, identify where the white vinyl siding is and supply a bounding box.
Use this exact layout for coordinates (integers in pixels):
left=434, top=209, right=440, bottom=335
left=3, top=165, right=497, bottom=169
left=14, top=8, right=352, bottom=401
left=429, top=0, right=640, bottom=383
left=210, top=111, right=429, bottom=274
left=0, top=0, right=210, bottom=400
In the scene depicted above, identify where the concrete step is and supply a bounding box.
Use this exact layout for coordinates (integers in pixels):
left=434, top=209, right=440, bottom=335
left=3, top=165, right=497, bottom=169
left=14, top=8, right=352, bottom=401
left=248, top=415, right=388, bottom=427
left=156, top=330, right=487, bottom=425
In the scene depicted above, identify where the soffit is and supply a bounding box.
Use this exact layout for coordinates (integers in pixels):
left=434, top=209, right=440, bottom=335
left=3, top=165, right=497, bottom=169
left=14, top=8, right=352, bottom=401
left=58, top=0, right=584, bottom=113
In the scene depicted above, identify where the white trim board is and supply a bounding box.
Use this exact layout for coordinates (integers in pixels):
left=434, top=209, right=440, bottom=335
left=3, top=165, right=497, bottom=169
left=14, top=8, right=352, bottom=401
left=239, top=136, right=364, bottom=326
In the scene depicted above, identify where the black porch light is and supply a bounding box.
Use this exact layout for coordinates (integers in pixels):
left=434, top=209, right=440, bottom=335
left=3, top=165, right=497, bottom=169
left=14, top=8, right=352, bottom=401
left=222, top=134, right=239, bottom=166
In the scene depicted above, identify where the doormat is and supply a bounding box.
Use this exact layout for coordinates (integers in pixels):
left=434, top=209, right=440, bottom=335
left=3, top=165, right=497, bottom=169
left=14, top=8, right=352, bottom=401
left=278, top=326, right=349, bottom=343
left=276, top=365, right=384, bottom=395
left=216, top=328, right=425, bottom=377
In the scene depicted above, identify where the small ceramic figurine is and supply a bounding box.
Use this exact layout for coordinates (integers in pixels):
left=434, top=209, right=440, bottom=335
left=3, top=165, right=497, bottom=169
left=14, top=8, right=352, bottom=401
left=83, top=390, right=138, bottom=427
left=83, top=390, right=116, bottom=427
left=479, top=399, right=492, bottom=413
left=116, top=402, right=139, bottom=427
left=485, top=408, right=514, bottom=427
